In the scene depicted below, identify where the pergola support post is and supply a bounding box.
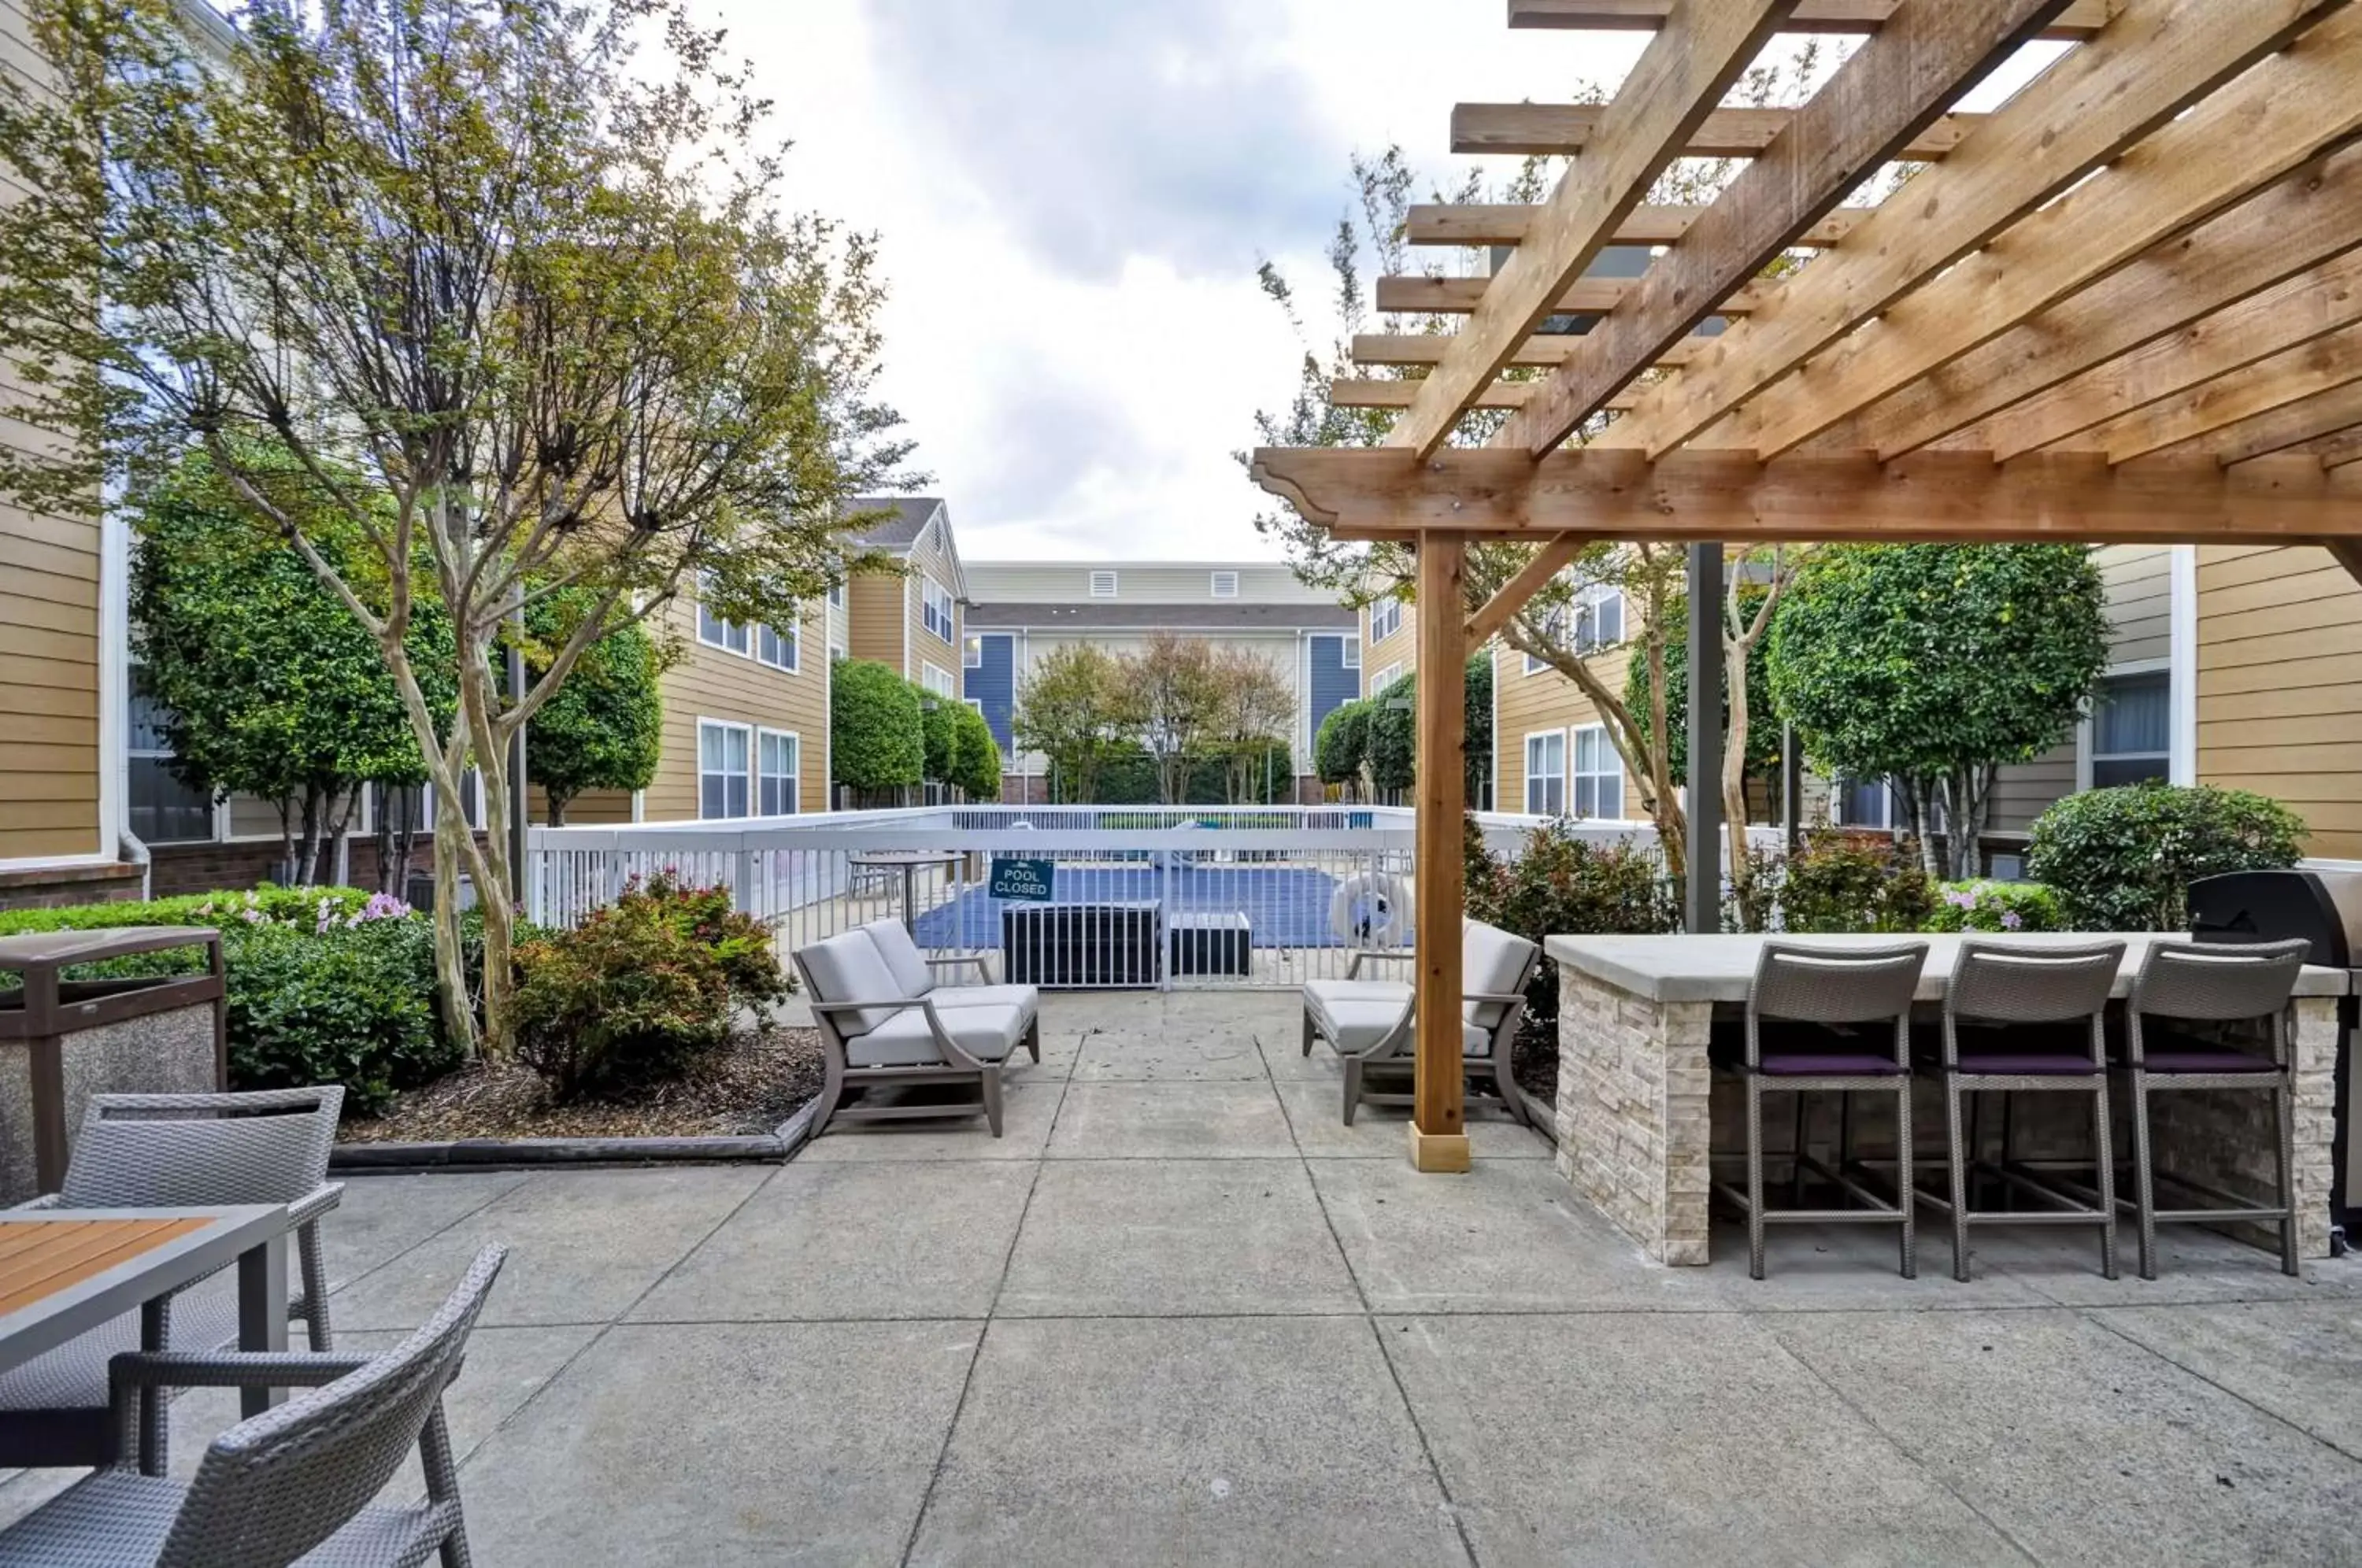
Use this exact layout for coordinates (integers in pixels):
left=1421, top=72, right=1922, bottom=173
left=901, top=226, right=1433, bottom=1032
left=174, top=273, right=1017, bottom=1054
left=1685, top=542, right=1724, bottom=935
left=1410, top=534, right=1471, bottom=1174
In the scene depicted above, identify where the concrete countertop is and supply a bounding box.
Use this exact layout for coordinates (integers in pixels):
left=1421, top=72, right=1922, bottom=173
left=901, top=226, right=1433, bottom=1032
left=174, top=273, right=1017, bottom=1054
left=1542, top=930, right=2354, bottom=1004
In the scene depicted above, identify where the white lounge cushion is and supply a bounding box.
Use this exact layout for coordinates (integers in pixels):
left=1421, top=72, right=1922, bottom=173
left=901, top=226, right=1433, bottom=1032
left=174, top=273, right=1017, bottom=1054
left=930, top=983, right=1040, bottom=1020
left=1464, top=1020, right=1495, bottom=1058
left=1462, top=920, right=1538, bottom=1034
left=798, top=930, right=906, bottom=1037
left=1305, top=978, right=1413, bottom=1057
left=858, top=919, right=938, bottom=999
left=848, top=1002, right=1029, bottom=1068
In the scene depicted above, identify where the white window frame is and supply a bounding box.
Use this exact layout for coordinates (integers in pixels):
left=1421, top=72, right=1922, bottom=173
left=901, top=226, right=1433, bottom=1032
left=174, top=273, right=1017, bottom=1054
left=756, top=616, right=799, bottom=673
left=1369, top=661, right=1404, bottom=695
left=1089, top=570, right=1118, bottom=598
left=1834, top=777, right=1896, bottom=830
left=695, top=578, right=750, bottom=657
left=827, top=582, right=846, bottom=608
left=697, top=719, right=753, bottom=821
left=1370, top=597, right=1402, bottom=643
left=1209, top=570, right=1239, bottom=599
left=962, top=634, right=984, bottom=669
left=1339, top=634, right=1361, bottom=671
left=1572, top=723, right=1623, bottom=821
left=1524, top=730, right=1567, bottom=817
left=756, top=727, right=800, bottom=817
left=920, top=578, right=957, bottom=642
left=923, top=661, right=957, bottom=699
left=2079, top=659, right=2174, bottom=792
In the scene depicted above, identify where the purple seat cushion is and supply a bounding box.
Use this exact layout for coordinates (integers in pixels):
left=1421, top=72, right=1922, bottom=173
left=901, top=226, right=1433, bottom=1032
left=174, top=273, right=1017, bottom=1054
left=1952, top=1051, right=2101, bottom=1076
left=1754, top=1052, right=1905, bottom=1078
left=2138, top=1048, right=2279, bottom=1074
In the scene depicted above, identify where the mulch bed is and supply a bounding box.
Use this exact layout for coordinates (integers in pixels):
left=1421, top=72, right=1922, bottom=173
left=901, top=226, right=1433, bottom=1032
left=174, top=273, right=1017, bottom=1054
left=1512, top=1029, right=1559, bottom=1107
left=338, top=1027, right=827, bottom=1143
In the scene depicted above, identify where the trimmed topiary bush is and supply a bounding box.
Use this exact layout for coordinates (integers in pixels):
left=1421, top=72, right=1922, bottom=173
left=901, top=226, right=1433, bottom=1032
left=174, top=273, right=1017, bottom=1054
left=1923, top=880, right=2067, bottom=934
left=830, top=658, right=924, bottom=792
left=2024, top=782, right=2306, bottom=932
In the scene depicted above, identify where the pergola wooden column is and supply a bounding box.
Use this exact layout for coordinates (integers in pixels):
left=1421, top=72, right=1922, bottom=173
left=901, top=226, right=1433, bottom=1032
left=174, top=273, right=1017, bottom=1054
left=1253, top=0, right=2362, bottom=1174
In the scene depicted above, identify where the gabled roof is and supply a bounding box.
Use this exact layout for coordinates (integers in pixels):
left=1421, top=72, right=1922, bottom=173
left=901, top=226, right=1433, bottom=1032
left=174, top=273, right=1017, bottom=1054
left=846, top=497, right=942, bottom=551
left=966, top=601, right=1357, bottom=632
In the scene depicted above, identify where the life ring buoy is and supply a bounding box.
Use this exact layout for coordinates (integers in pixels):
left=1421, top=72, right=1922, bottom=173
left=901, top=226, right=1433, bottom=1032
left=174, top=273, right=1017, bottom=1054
left=1331, top=872, right=1412, bottom=946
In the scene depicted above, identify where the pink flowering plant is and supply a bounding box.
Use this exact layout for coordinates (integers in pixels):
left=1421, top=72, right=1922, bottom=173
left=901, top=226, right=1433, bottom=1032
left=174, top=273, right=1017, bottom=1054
left=1922, top=880, right=2065, bottom=935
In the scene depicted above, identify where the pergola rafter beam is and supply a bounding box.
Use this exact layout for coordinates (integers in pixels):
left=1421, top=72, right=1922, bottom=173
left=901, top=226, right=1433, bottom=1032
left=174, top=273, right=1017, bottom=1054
left=2291, top=427, right=2362, bottom=468
left=1711, top=6, right=2362, bottom=459
left=1505, top=0, right=2115, bottom=39
left=1352, top=332, right=1707, bottom=371
left=1405, top=202, right=1869, bottom=249
left=1331, top=379, right=1637, bottom=413
left=2151, top=381, right=2362, bottom=465
left=1385, top=0, right=1798, bottom=460
left=1450, top=102, right=1983, bottom=160
left=2056, top=320, right=2362, bottom=464
left=1249, top=446, right=2360, bottom=545
left=1375, top=275, right=1769, bottom=316
left=1498, top=0, right=2077, bottom=457
left=1593, top=0, right=2353, bottom=459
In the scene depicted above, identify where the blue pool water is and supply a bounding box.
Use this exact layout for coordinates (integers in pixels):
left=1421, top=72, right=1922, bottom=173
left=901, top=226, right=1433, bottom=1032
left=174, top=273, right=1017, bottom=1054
left=909, top=864, right=1349, bottom=950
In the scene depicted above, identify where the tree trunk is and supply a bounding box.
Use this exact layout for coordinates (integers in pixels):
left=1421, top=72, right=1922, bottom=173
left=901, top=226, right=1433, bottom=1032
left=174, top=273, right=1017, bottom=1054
left=428, top=792, right=476, bottom=1054
left=276, top=799, right=297, bottom=886
left=295, top=783, right=325, bottom=887
left=547, top=791, right=569, bottom=827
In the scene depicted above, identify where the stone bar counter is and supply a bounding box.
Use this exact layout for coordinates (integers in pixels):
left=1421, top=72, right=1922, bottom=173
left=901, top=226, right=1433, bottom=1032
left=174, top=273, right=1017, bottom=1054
left=1544, top=932, right=2349, bottom=1267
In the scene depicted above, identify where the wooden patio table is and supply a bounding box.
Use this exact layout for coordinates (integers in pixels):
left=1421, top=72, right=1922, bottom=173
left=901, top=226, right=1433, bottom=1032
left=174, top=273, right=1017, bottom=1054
left=0, top=1204, right=292, bottom=1418
left=1543, top=933, right=2350, bottom=1267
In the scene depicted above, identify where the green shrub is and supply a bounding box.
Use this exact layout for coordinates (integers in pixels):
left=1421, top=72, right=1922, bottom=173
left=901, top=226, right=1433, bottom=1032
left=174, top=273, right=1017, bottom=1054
left=830, top=658, right=923, bottom=790
left=513, top=871, right=792, bottom=1100
left=2025, top=782, right=2306, bottom=931
left=1923, top=880, right=2067, bottom=934
left=1468, top=816, right=1678, bottom=1040
left=1779, top=830, right=1935, bottom=934
left=0, top=884, right=376, bottom=938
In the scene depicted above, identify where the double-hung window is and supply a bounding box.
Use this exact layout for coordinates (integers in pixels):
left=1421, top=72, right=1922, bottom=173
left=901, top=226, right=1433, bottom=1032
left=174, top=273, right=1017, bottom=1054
left=1370, top=597, right=1402, bottom=643
left=698, top=719, right=752, bottom=820
left=757, top=729, right=799, bottom=815
left=962, top=634, right=983, bottom=669
left=1340, top=636, right=1361, bottom=671
left=696, top=583, right=750, bottom=656
left=923, top=663, right=957, bottom=699
left=921, top=579, right=956, bottom=642
left=757, top=618, right=798, bottom=672
left=1524, top=732, right=1567, bottom=816
left=1572, top=725, right=1623, bottom=819
left=2090, top=670, right=2171, bottom=787
left=1572, top=584, right=1624, bottom=653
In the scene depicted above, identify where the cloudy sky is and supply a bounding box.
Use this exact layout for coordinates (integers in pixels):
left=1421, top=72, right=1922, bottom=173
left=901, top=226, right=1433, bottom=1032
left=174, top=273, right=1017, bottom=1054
left=722, top=2, right=2059, bottom=564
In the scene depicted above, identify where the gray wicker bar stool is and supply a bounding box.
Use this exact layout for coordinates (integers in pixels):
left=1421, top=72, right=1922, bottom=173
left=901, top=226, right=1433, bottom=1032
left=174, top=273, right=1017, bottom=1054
left=0, top=1245, right=506, bottom=1568
left=1923, top=940, right=2126, bottom=1283
left=2120, top=937, right=2312, bottom=1279
left=1714, top=941, right=1929, bottom=1281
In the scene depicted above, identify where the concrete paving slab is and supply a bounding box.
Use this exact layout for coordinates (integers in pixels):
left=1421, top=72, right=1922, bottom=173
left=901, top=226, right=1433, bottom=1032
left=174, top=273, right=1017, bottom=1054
left=1257, top=1031, right=1342, bottom=1082
left=325, top=1165, right=767, bottom=1330
left=1706, top=1219, right=2057, bottom=1312
left=1069, top=1030, right=1269, bottom=1082
left=629, top=1160, right=1034, bottom=1322
left=1380, top=1312, right=2024, bottom=1566
left=1276, top=1081, right=1548, bottom=1159
left=322, top=1170, right=529, bottom=1292
left=999, top=1159, right=1361, bottom=1318
left=799, top=1080, right=1064, bottom=1161
left=1767, top=1307, right=2362, bottom=1565
left=907, top=1315, right=1468, bottom=1568
left=1310, top=1159, right=1728, bottom=1315
left=1047, top=1081, right=1298, bottom=1159
left=1987, top=1225, right=2362, bottom=1307
left=2088, top=1299, right=2362, bottom=1459
left=458, top=1319, right=979, bottom=1567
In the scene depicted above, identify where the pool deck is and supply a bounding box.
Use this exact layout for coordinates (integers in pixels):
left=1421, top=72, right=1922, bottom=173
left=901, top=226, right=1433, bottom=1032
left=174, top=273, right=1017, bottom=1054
left=5, top=989, right=2360, bottom=1563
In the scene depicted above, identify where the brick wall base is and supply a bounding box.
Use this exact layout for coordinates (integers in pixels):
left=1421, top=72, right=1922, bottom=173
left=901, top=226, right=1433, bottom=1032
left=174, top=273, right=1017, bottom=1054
left=0, top=862, right=148, bottom=912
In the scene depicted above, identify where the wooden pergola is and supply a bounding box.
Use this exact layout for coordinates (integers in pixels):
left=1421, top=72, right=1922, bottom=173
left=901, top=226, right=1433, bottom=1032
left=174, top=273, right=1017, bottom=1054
left=1249, top=0, right=2362, bottom=1173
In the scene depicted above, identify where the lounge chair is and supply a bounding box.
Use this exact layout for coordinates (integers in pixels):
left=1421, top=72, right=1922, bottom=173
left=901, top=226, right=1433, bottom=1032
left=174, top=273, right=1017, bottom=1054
left=794, top=927, right=1042, bottom=1137
left=1301, top=919, right=1541, bottom=1126
left=0, top=1087, right=345, bottom=1474
left=857, top=918, right=1040, bottom=1012
left=0, top=1246, right=506, bottom=1568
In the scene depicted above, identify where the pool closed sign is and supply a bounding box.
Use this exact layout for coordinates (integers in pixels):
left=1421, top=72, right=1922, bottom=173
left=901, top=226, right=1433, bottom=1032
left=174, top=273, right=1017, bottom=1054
left=989, top=857, right=1056, bottom=902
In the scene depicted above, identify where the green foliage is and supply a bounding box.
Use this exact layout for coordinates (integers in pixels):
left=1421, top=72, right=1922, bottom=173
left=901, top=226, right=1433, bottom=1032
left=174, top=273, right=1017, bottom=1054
left=2025, top=783, right=2307, bottom=932
left=1627, top=588, right=1781, bottom=787
left=950, top=703, right=1002, bottom=801
left=830, top=660, right=924, bottom=790
left=1768, top=545, right=2108, bottom=878
left=1466, top=816, right=1679, bottom=1041
left=525, top=588, right=665, bottom=823
left=1367, top=674, right=1416, bottom=794
left=1010, top=643, right=1140, bottom=803
left=1315, top=700, right=1372, bottom=788
left=1923, top=881, right=2067, bottom=934
left=513, top=872, right=791, bottom=1100
left=1779, top=830, right=1936, bottom=934
left=0, top=888, right=453, bottom=1115
left=916, top=682, right=958, bottom=782
left=1464, top=653, right=1494, bottom=806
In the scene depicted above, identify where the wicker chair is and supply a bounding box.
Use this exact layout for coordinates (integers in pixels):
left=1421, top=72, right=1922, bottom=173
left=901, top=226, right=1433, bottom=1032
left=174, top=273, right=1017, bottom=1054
left=1713, top=941, right=1929, bottom=1281
left=1299, top=919, right=1541, bottom=1127
left=2120, top=937, right=2312, bottom=1279
left=1925, top=941, right=2127, bottom=1282
left=0, top=1245, right=507, bottom=1568
left=0, top=1087, right=345, bottom=1474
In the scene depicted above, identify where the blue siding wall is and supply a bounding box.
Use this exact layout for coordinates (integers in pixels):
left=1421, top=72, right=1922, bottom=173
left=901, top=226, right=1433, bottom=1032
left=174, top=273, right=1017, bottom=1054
left=1308, top=635, right=1358, bottom=745
left=964, top=634, right=1016, bottom=752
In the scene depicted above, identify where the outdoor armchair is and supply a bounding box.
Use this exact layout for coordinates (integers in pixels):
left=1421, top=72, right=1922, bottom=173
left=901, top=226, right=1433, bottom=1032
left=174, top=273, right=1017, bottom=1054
left=0, top=1244, right=506, bottom=1568
left=0, top=1087, right=346, bottom=1474
left=794, top=928, right=1042, bottom=1138
left=857, top=918, right=1042, bottom=1013
left=1300, top=919, right=1540, bottom=1127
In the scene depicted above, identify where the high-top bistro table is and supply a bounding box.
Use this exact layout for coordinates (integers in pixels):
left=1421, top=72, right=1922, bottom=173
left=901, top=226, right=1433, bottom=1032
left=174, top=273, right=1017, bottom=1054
left=0, top=1204, right=292, bottom=1418
left=1544, top=932, right=2351, bottom=1267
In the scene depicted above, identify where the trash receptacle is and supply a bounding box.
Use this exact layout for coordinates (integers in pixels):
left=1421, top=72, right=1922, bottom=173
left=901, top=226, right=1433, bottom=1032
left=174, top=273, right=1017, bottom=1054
left=0, top=926, right=227, bottom=1202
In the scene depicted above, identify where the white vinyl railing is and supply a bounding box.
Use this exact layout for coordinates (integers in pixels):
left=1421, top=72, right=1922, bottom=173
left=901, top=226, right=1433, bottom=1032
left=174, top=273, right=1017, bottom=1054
left=524, top=804, right=1746, bottom=991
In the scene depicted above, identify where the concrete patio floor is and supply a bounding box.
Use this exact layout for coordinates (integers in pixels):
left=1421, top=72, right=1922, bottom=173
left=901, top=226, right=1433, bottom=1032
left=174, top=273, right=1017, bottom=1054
left=8, top=989, right=2362, bottom=1564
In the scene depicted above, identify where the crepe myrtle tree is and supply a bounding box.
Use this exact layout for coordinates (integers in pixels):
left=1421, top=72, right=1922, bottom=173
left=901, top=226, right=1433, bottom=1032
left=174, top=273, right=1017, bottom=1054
left=0, top=0, right=913, bottom=1054
left=1769, top=544, right=2109, bottom=882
